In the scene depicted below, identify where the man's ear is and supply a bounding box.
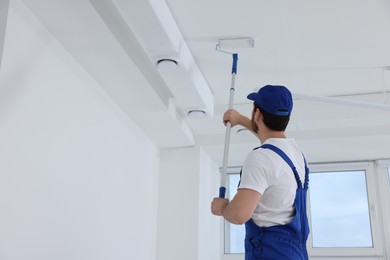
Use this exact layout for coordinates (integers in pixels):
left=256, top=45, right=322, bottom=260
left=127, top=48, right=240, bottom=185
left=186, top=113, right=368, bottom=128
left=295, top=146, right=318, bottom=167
left=254, top=108, right=263, bottom=122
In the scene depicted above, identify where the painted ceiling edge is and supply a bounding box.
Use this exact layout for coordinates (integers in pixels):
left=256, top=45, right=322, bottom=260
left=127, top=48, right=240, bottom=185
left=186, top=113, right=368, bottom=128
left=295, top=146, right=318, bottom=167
left=88, top=0, right=173, bottom=108
left=89, top=0, right=197, bottom=148
left=109, top=0, right=214, bottom=117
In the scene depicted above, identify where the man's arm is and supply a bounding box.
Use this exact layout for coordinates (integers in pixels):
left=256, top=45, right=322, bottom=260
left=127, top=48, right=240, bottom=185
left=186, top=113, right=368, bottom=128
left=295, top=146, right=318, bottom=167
left=211, top=188, right=261, bottom=225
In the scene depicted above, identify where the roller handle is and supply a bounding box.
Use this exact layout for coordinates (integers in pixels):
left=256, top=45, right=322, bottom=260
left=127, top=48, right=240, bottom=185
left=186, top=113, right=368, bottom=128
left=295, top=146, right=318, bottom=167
left=219, top=53, right=238, bottom=199
left=219, top=187, right=226, bottom=199
left=231, top=53, right=238, bottom=74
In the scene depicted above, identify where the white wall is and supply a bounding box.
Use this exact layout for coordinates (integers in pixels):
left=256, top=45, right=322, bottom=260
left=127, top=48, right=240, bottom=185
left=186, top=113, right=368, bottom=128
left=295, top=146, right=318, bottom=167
left=157, top=146, right=221, bottom=260
left=0, top=1, right=159, bottom=259
left=198, top=147, right=222, bottom=260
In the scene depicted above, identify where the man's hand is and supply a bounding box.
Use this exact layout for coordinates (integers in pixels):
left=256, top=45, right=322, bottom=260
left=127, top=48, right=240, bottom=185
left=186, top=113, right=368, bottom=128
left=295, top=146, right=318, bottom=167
left=211, top=198, right=229, bottom=216
left=223, top=109, right=242, bottom=127
left=223, top=108, right=258, bottom=138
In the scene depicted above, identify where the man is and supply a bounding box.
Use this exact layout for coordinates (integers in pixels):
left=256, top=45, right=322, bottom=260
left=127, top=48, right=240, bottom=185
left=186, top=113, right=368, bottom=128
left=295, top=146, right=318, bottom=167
left=211, top=85, right=310, bottom=260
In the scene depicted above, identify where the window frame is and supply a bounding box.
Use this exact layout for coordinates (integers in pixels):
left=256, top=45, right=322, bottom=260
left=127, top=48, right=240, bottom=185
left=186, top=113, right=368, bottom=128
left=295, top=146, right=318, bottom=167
left=307, top=162, right=383, bottom=257
left=376, top=160, right=390, bottom=258
left=223, top=167, right=244, bottom=255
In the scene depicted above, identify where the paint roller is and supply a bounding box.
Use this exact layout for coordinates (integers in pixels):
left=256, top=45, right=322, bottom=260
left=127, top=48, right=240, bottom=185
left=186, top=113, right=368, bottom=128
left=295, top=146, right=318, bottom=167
left=216, top=38, right=255, bottom=198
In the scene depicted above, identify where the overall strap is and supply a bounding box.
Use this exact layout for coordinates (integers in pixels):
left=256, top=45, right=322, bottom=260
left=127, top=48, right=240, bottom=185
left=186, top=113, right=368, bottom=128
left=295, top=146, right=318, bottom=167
left=302, top=155, right=309, bottom=189
left=259, top=144, right=307, bottom=189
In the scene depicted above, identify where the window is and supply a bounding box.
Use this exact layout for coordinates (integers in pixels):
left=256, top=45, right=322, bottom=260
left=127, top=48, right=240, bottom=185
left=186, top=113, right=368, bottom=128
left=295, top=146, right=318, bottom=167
left=223, top=161, right=386, bottom=259
left=309, top=170, right=372, bottom=248
left=224, top=172, right=245, bottom=254
left=308, top=162, right=383, bottom=257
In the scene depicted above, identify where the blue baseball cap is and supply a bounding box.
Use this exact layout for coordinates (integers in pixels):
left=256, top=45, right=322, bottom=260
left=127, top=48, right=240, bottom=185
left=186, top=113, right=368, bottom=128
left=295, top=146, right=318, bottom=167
left=247, top=85, right=293, bottom=116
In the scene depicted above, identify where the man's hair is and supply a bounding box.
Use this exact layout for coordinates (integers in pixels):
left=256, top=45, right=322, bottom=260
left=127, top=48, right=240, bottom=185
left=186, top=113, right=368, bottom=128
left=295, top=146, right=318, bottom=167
left=254, top=102, right=290, bottom=131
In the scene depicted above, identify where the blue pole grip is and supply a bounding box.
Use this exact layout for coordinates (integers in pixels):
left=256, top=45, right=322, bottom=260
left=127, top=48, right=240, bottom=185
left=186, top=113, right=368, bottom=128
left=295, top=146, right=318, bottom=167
left=231, top=53, right=238, bottom=74
left=219, top=186, right=226, bottom=198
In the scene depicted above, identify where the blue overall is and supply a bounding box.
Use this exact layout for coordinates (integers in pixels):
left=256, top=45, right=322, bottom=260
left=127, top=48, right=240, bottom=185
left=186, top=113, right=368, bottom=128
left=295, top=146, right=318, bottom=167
left=244, top=144, right=310, bottom=260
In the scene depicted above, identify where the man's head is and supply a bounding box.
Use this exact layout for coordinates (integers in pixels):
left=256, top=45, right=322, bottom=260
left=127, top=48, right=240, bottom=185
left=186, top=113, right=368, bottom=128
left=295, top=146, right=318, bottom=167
left=247, top=85, right=293, bottom=132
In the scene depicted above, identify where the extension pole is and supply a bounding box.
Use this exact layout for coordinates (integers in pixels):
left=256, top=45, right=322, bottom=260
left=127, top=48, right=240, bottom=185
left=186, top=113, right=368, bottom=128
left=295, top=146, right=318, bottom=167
left=219, top=53, right=238, bottom=198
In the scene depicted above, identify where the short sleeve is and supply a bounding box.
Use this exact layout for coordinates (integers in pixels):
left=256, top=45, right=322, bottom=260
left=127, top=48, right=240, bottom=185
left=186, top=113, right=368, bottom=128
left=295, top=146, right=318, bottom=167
left=238, top=150, right=273, bottom=195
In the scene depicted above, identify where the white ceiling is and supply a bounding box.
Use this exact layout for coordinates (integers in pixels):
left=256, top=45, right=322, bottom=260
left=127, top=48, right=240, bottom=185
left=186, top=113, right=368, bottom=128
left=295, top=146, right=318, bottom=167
left=3, top=0, right=390, bottom=165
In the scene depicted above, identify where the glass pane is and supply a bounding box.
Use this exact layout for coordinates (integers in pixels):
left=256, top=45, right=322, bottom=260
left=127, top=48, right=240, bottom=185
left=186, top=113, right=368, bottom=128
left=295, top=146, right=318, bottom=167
left=225, top=173, right=245, bottom=254
left=309, top=171, right=373, bottom=248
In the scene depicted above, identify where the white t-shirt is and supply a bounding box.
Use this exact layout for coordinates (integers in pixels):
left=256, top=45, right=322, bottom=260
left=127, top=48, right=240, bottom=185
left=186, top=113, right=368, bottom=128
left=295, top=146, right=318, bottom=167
left=238, top=138, right=306, bottom=227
